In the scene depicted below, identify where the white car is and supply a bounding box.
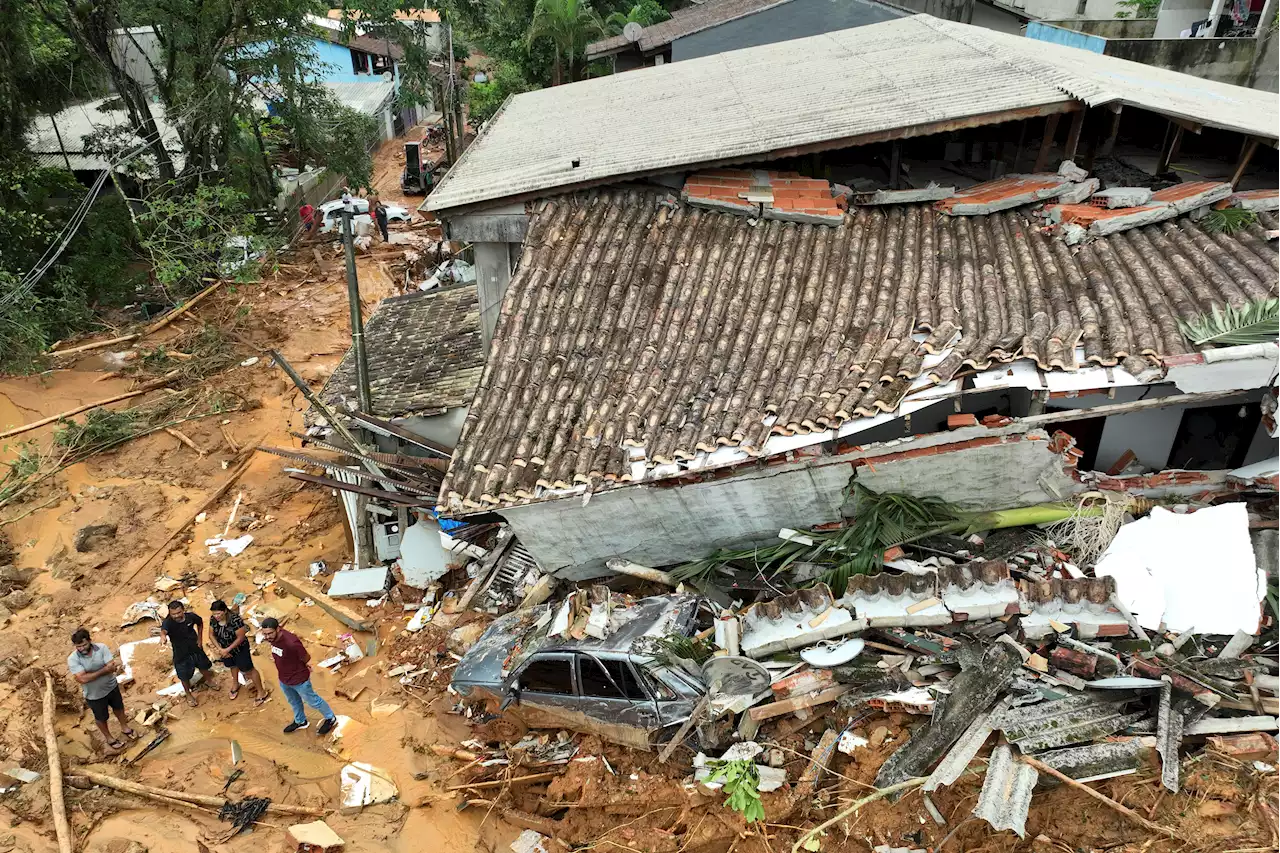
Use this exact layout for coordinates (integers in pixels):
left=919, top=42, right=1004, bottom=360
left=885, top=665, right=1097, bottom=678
left=317, top=198, right=412, bottom=233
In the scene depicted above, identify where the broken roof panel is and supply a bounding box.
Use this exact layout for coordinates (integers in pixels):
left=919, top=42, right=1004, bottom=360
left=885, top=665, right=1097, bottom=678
left=319, top=284, right=483, bottom=420
left=439, top=190, right=1277, bottom=513
left=587, top=0, right=794, bottom=57
left=427, top=16, right=1279, bottom=215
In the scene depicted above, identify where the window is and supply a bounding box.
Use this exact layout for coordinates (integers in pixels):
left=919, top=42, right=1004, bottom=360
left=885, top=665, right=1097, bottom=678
left=371, top=54, right=392, bottom=75
left=351, top=50, right=370, bottom=74
left=519, top=657, right=573, bottom=695
left=578, top=656, right=649, bottom=700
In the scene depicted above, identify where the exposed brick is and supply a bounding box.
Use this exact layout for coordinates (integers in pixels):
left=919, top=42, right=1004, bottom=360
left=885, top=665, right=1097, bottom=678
left=947, top=413, right=978, bottom=429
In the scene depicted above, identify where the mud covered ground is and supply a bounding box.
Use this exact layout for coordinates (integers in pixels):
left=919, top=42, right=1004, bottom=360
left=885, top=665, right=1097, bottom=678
left=0, top=133, right=1275, bottom=853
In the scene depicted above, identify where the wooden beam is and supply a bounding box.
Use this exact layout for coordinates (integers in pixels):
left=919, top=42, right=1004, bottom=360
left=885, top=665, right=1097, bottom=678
left=1098, top=105, right=1123, bottom=157
left=286, top=470, right=433, bottom=505
left=274, top=576, right=375, bottom=633
left=1022, top=388, right=1256, bottom=426
left=1156, top=123, right=1184, bottom=174
left=1033, top=113, right=1062, bottom=173
left=1062, top=108, right=1086, bottom=163
left=749, top=685, right=853, bottom=721
left=889, top=140, right=902, bottom=190
left=1231, top=137, right=1260, bottom=189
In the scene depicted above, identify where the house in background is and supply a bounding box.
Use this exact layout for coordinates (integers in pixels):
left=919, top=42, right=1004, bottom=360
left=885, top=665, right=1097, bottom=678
left=1025, top=0, right=1278, bottom=91
left=587, top=0, right=909, bottom=70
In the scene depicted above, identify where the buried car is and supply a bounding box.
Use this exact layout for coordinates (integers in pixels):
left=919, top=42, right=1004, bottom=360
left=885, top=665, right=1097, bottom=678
left=450, top=594, right=706, bottom=750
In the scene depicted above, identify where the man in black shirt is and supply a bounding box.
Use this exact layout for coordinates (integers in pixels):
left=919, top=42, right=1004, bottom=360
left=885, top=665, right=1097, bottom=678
left=161, top=601, right=217, bottom=707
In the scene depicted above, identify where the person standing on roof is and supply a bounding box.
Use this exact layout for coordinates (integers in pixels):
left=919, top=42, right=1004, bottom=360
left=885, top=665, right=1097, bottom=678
left=260, top=617, right=338, bottom=735
left=161, top=600, right=217, bottom=707
left=67, top=629, right=135, bottom=751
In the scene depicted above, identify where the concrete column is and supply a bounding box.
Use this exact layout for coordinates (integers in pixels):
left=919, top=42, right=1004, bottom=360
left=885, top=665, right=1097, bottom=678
left=474, top=241, right=513, bottom=349
left=383, top=107, right=395, bottom=141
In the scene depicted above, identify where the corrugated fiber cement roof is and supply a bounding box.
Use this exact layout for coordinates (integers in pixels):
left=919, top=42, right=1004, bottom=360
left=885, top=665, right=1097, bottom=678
left=427, top=15, right=1279, bottom=215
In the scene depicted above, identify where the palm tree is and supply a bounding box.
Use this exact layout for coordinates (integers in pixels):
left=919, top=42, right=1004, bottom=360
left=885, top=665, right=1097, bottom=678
left=605, top=0, right=670, bottom=34
left=527, top=0, right=604, bottom=85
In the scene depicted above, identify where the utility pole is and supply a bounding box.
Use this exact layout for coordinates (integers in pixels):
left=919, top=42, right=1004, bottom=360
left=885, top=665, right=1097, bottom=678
left=341, top=207, right=373, bottom=414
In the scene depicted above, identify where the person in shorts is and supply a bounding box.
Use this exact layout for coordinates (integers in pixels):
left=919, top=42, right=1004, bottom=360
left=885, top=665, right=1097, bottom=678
left=209, top=600, right=266, bottom=704
left=67, top=629, right=135, bottom=750
left=161, top=601, right=216, bottom=707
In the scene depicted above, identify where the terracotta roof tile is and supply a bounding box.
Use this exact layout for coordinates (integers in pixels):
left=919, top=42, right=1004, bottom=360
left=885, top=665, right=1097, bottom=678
left=319, top=284, right=484, bottom=420
left=439, top=190, right=1278, bottom=513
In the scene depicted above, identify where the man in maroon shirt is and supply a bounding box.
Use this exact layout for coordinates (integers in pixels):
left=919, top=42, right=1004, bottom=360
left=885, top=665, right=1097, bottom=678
left=260, top=617, right=338, bottom=734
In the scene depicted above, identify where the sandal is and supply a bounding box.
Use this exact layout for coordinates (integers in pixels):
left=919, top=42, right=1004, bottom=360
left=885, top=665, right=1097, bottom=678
left=254, top=692, right=270, bottom=706
left=229, top=687, right=240, bottom=700
left=187, top=695, right=199, bottom=708
left=121, top=728, right=136, bottom=739
left=107, top=739, right=125, bottom=751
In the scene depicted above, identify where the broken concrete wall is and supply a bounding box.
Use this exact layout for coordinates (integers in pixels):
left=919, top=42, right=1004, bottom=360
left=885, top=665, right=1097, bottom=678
left=500, top=455, right=854, bottom=579
left=847, top=429, right=1080, bottom=510
left=1104, top=37, right=1259, bottom=87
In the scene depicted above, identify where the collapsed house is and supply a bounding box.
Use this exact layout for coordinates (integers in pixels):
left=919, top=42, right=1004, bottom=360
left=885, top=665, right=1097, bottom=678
left=423, top=15, right=1278, bottom=579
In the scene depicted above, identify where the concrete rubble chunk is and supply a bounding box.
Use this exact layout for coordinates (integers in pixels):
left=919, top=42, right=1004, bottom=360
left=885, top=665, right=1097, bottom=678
left=510, top=830, right=552, bottom=853
left=863, top=184, right=955, bottom=205
left=1092, top=187, right=1153, bottom=208
left=326, top=566, right=391, bottom=599
left=288, top=820, right=345, bottom=852
left=973, top=744, right=1038, bottom=838
left=1057, top=160, right=1088, bottom=182
left=1056, top=178, right=1100, bottom=205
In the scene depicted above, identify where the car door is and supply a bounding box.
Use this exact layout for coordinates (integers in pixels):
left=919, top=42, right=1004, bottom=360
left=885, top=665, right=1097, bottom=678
left=575, top=653, right=661, bottom=749
left=510, top=652, right=581, bottom=730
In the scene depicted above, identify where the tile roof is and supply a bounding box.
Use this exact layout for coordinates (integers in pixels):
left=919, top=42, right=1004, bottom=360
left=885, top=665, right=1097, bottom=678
left=438, top=191, right=1278, bottom=513
left=427, top=16, right=1279, bottom=216
left=320, top=284, right=484, bottom=420
left=587, top=0, right=794, bottom=58
left=313, top=27, right=406, bottom=60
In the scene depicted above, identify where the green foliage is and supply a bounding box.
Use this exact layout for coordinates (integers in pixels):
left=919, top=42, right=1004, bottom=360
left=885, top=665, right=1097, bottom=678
left=705, top=759, right=765, bottom=823
left=137, top=182, right=258, bottom=294
left=0, top=155, right=141, bottom=370
left=528, top=0, right=605, bottom=84
left=1201, top=207, right=1258, bottom=235
left=643, top=633, right=714, bottom=668
left=53, top=408, right=140, bottom=452
left=467, top=61, right=536, bottom=125
left=605, top=0, right=669, bottom=32
left=0, top=1, right=101, bottom=148
left=1114, top=0, right=1159, bottom=17
left=1177, top=297, right=1280, bottom=347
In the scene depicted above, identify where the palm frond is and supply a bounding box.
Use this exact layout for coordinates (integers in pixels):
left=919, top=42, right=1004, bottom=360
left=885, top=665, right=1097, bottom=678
left=1177, top=298, right=1280, bottom=347
left=1200, top=207, right=1258, bottom=235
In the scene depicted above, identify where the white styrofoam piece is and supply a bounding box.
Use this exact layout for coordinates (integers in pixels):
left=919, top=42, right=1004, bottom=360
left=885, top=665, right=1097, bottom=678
left=1230, top=457, right=1279, bottom=482
left=398, top=519, right=450, bottom=587
left=340, top=762, right=398, bottom=809
left=1167, top=344, right=1279, bottom=394
left=326, top=566, right=391, bottom=599
left=1095, top=503, right=1264, bottom=635
left=117, top=637, right=162, bottom=686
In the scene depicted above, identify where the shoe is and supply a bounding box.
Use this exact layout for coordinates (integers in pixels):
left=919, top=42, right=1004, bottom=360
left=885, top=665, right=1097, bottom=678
left=317, top=718, right=337, bottom=735
left=283, top=721, right=309, bottom=733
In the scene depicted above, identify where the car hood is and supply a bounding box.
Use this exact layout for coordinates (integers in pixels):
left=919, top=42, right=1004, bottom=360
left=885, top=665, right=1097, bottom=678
left=450, top=605, right=551, bottom=692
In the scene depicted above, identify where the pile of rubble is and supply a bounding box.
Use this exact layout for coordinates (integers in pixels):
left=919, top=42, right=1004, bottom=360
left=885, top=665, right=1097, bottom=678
left=422, top=489, right=1277, bottom=849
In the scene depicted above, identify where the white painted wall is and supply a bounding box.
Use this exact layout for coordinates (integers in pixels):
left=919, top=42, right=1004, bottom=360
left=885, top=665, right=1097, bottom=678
left=1155, top=0, right=1213, bottom=36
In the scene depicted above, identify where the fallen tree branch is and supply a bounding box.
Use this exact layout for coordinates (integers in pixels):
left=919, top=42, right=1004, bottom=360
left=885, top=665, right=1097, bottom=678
left=0, top=374, right=176, bottom=441
left=1019, top=755, right=1185, bottom=841
left=74, top=769, right=324, bottom=817
left=139, top=279, right=228, bottom=339
left=445, top=771, right=562, bottom=791
left=65, top=777, right=280, bottom=829
left=164, top=427, right=205, bottom=456
left=793, top=777, right=928, bottom=853
left=50, top=333, right=140, bottom=357
left=43, top=674, right=74, bottom=853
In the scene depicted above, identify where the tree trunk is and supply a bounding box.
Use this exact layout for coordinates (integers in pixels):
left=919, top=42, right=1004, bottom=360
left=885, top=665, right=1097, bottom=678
left=43, top=675, right=73, bottom=853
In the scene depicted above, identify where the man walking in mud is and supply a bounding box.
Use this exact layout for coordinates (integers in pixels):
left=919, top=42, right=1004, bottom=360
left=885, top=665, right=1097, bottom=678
left=161, top=600, right=217, bottom=707
left=68, top=629, right=136, bottom=751
left=260, top=617, right=338, bottom=735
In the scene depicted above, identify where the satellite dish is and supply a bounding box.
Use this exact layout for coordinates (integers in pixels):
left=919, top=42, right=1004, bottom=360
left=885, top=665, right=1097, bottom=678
left=473, top=71, right=488, bottom=83
left=381, top=71, right=394, bottom=82
left=701, top=656, right=771, bottom=699
left=623, top=21, right=643, bottom=42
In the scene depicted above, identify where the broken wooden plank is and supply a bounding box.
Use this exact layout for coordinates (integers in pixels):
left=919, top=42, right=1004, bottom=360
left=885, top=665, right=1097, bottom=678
left=274, top=577, right=374, bottom=633
left=749, top=685, right=852, bottom=722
